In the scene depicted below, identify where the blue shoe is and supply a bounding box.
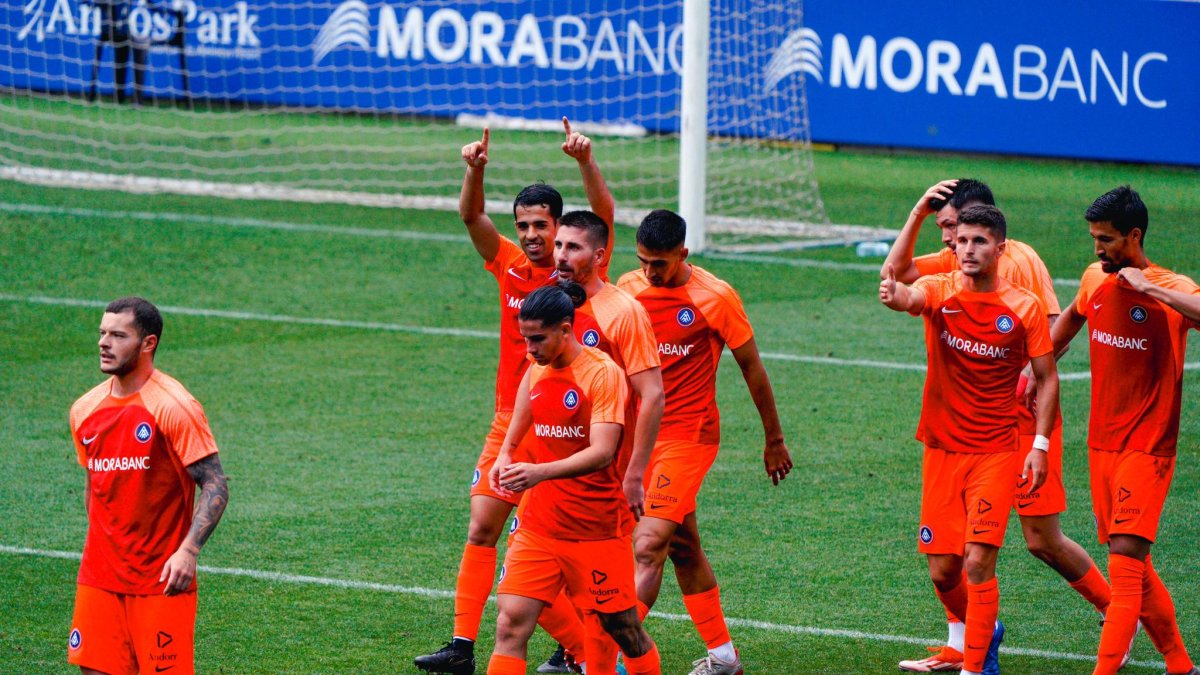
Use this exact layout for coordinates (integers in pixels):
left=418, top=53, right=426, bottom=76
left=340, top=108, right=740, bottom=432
left=981, top=620, right=1005, bottom=675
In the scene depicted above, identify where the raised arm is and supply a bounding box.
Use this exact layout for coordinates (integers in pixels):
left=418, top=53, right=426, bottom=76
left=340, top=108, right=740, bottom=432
left=1118, top=267, right=1200, bottom=324
left=460, top=126, right=502, bottom=262
left=160, top=453, right=229, bottom=595
left=879, top=264, right=927, bottom=314
left=882, top=180, right=957, bottom=284
left=562, top=117, right=616, bottom=255
left=730, top=338, right=792, bottom=485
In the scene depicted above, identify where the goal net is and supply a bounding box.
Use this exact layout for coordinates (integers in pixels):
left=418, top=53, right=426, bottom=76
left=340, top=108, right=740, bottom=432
left=0, top=0, right=867, bottom=250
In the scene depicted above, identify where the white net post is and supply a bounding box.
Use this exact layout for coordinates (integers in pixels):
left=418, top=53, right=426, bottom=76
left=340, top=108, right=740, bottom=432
left=678, top=0, right=709, bottom=253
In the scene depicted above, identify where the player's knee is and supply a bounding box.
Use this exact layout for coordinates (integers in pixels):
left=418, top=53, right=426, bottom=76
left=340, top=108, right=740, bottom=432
left=634, top=533, right=671, bottom=568
left=465, top=517, right=505, bottom=547
left=928, top=563, right=962, bottom=591
left=596, top=613, right=651, bottom=657
left=494, top=609, right=525, bottom=648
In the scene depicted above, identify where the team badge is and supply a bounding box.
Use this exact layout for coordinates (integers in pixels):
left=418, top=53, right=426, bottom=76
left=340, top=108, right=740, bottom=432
left=471, top=468, right=481, bottom=486
left=134, top=422, right=153, bottom=443
left=995, top=315, right=1014, bottom=334
left=69, top=628, right=82, bottom=650
left=1129, top=306, right=1148, bottom=323
left=582, top=329, right=600, bottom=347
left=919, top=526, right=933, bottom=545
left=563, top=389, right=579, bottom=410
left=676, top=307, right=696, bottom=327
left=509, top=516, right=519, bottom=534
left=498, top=565, right=506, bottom=582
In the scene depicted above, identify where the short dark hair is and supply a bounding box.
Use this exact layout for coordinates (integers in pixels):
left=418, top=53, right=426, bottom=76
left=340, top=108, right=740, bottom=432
left=513, top=183, right=563, bottom=220
left=929, top=178, right=995, bottom=213
left=957, top=204, right=1006, bottom=241
left=105, top=296, right=163, bottom=345
left=636, top=209, right=687, bottom=251
left=519, top=282, right=587, bottom=326
left=1086, top=186, right=1148, bottom=238
left=558, top=210, right=609, bottom=248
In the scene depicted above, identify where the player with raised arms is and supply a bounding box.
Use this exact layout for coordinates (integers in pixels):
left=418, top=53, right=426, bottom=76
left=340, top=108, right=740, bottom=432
left=67, top=297, right=229, bottom=675
left=884, top=179, right=1114, bottom=672
left=486, top=283, right=661, bottom=675
left=618, top=209, right=792, bottom=674
left=416, top=119, right=616, bottom=675
left=1046, top=186, right=1200, bottom=675
left=880, top=205, right=1060, bottom=675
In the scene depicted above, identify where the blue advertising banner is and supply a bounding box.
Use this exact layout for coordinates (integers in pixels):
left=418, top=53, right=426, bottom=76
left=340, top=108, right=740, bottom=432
left=2, top=0, right=1197, bottom=165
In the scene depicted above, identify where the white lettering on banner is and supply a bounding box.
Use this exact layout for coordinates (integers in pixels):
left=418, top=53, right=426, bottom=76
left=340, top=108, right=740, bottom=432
left=939, top=330, right=1012, bottom=360
left=1091, top=328, right=1149, bottom=351
left=87, top=456, right=151, bottom=473
left=535, top=424, right=585, bottom=439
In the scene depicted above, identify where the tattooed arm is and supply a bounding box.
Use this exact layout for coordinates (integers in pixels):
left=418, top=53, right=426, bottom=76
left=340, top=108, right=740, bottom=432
left=160, top=454, right=229, bottom=596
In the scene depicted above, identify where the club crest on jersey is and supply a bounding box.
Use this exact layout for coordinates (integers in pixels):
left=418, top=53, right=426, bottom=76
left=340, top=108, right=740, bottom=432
left=509, top=516, right=519, bottom=534
left=134, top=422, right=153, bottom=443
left=676, top=307, right=696, bottom=327
left=69, top=628, right=81, bottom=650
left=471, top=468, right=481, bottom=486
left=995, top=315, right=1015, bottom=334
left=563, top=389, right=580, bottom=410
left=498, top=565, right=506, bottom=582
left=1129, top=306, right=1148, bottom=323
left=919, top=526, right=934, bottom=545
left=582, top=329, right=600, bottom=347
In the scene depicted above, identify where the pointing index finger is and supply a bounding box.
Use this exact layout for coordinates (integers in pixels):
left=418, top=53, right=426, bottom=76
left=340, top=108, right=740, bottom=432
left=481, top=126, right=490, bottom=151
left=562, top=116, right=572, bottom=138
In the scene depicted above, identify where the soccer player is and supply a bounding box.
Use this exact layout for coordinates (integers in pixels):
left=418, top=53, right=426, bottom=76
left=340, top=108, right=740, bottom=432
left=486, top=283, right=661, bottom=675
left=1047, top=186, right=1200, bottom=675
left=416, top=119, right=615, bottom=674
left=617, top=209, right=792, bottom=674
left=884, top=179, right=1112, bottom=672
left=880, top=205, right=1061, bottom=675
left=67, top=297, right=229, bottom=675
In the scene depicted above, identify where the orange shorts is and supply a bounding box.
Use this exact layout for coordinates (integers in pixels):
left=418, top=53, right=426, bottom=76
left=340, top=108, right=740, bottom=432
left=642, top=440, right=719, bottom=523
left=470, top=411, right=532, bottom=506
left=68, top=584, right=196, bottom=675
left=1089, top=448, right=1175, bottom=545
left=919, top=447, right=1020, bottom=555
left=498, top=528, right=637, bottom=614
left=1013, top=428, right=1067, bottom=517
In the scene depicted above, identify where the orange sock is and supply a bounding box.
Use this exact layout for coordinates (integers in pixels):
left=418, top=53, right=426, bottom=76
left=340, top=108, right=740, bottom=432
left=625, top=643, right=661, bottom=675
left=963, top=577, right=999, bottom=673
left=1069, top=563, right=1112, bottom=613
left=1139, top=556, right=1194, bottom=674
left=453, top=543, right=497, bottom=640
left=1096, top=554, right=1144, bottom=675
left=934, top=574, right=969, bottom=624
left=682, top=587, right=732, bottom=650
left=583, top=611, right=619, bottom=675
left=537, top=590, right=586, bottom=663
left=637, top=600, right=651, bottom=621
left=486, top=653, right=526, bottom=675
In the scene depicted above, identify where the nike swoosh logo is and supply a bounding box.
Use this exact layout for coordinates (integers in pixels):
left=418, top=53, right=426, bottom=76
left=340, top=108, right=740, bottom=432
left=530, top=393, right=542, bottom=400
left=507, top=268, right=524, bottom=280
left=1115, top=517, right=1133, bottom=524
left=1018, top=501, right=1035, bottom=509
left=82, top=434, right=98, bottom=445
left=1093, top=303, right=1103, bottom=310
left=154, top=667, right=175, bottom=673
left=649, top=504, right=668, bottom=510
left=972, top=527, right=994, bottom=535
left=595, top=597, right=614, bottom=604
left=941, top=308, right=963, bottom=314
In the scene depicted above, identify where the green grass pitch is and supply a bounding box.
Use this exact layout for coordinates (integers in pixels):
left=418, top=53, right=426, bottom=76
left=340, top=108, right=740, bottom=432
left=1, top=135, right=1199, bottom=673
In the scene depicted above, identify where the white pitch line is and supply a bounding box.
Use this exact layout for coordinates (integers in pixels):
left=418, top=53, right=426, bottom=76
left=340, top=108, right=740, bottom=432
left=0, top=201, right=1094, bottom=286
left=5, top=293, right=1197, bottom=380
left=0, top=545, right=1164, bottom=670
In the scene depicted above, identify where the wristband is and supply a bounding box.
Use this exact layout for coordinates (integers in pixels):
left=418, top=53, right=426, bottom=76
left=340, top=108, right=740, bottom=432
left=1032, top=434, right=1050, bottom=452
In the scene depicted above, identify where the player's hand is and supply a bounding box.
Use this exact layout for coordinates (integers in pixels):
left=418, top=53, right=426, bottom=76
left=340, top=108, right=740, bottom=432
left=763, top=438, right=793, bottom=485
left=1021, top=449, right=1048, bottom=493
left=1117, top=267, right=1152, bottom=293
left=561, top=117, right=592, bottom=163
left=461, top=127, right=490, bottom=169
left=622, top=473, right=645, bottom=521
left=879, top=264, right=898, bottom=305
left=499, top=462, right=544, bottom=493
left=159, top=546, right=198, bottom=596
left=913, top=179, right=957, bottom=218
left=489, top=454, right=511, bottom=496
left=1017, top=365, right=1038, bottom=413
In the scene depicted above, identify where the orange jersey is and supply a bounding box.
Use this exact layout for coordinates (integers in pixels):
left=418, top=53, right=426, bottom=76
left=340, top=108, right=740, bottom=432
left=520, top=347, right=631, bottom=541
left=913, top=238, right=1060, bottom=433
left=1075, top=262, right=1200, bottom=457
left=618, top=266, right=753, bottom=444
left=69, top=370, right=219, bottom=595
left=912, top=272, right=1053, bottom=454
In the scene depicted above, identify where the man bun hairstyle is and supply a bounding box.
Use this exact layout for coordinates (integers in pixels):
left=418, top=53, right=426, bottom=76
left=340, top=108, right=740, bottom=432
left=636, top=209, right=687, bottom=251
left=513, top=182, right=564, bottom=219
left=105, top=296, right=163, bottom=346
left=558, top=210, right=609, bottom=249
left=929, top=178, right=995, bottom=212
left=520, top=282, right=586, bottom=326
left=957, top=204, right=1007, bottom=241
left=1086, top=185, right=1148, bottom=239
